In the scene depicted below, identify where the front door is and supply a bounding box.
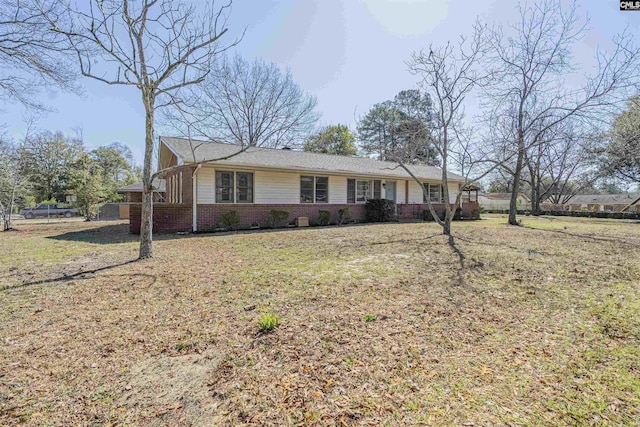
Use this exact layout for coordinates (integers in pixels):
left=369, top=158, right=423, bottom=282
left=385, top=181, right=396, bottom=201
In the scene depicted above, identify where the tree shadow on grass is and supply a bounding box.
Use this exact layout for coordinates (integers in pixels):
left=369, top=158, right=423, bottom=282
left=448, top=235, right=466, bottom=287
left=46, top=223, right=205, bottom=245
left=1, top=260, right=157, bottom=292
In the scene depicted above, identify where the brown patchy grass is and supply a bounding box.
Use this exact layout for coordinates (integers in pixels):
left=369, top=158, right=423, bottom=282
left=1, top=216, right=639, bottom=426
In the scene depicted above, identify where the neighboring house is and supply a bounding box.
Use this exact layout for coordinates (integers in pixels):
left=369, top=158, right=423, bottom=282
left=116, top=178, right=166, bottom=220
left=477, top=192, right=531, bottom=211
left=117, top=178, right=167, bottom=203
left=543, top=193, right=640, bottom=213
left=128, top=136, right=480, bottom=233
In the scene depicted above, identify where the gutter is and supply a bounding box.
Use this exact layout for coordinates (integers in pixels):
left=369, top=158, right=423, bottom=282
left=192, top=164, right=201, bottom=232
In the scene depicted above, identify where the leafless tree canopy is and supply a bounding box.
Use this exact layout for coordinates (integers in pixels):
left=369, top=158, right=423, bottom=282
left=482, top=0, right=640, bottom=224
left=0, top=0, right=76, bottom=109
left=166, top=54, right=319, bottom=148
left=405, top=21, right=487, bottom=235
left=50, top=0, right=239, bottom=259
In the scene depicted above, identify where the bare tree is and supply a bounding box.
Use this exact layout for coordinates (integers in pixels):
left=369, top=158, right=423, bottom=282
left=405, top=21, right=487, bottom=235
left=50, top=0, right=239, bottom=259
left=166, top=54, right=319, bottom=148
left=0, top=0, right=76, bottom=109
left=484, top=0, right=640, bottom=225
left=523, top=119, right=600, bottom=210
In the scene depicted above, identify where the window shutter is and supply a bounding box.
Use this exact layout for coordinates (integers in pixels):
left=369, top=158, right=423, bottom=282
left=347, top=179, right=355, bottom=203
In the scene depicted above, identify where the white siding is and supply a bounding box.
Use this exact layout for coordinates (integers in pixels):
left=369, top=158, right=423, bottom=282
left=396, top=181, right=406, bottom=204
left=196, top=168, right=215, bottom=204
left=329, top=176, right=347, bottom=204
left=447, top=183, right=459, bottom=203
left=254, top=170, right=299, bottom=204
left=408, top=181, right=425, bottom=204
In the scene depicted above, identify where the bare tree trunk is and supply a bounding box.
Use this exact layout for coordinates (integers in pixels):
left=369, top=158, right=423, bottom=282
left=139, top=92, right=155, bottom=259
left=508, top=137, right=525, bottom=225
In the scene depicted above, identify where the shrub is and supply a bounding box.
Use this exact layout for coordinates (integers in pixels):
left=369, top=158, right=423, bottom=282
left=422, top=209, right=445, bottom=222
left=317, top=210, right=331, bottom=226
left=471, top=207, right=481, bottom=220
left=338, top=207, right=350, bottom=225
left=453, top=207, right=462, bottom=220
left=267, top=209, right=289, bottom=228
left=258, top=313, right=279, bottom=332
left=365, top=199, right=396, bottom=222
left=220, top=210, right=240, bottom=231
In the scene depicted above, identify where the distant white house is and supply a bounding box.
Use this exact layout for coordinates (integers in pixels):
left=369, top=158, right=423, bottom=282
left=544, top=193, right=640, bottom=213
left=477, top=193, right=531, bottom=211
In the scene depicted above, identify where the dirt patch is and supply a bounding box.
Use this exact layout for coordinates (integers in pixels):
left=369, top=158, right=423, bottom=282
left=120, top=350, right=224, bottom=425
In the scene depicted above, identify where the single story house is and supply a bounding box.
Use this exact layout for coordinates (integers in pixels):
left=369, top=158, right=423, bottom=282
left=543, top=193, right=640, bottom=213
left=477, top=192, right=531, bottom=212
left=116, top=178, right=166, bottom=220
left=117, top=178, right=167, bottom=203
left=128, top=136, right=480, bottom=233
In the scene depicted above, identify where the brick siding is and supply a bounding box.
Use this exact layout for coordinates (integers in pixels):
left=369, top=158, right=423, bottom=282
left=129, top=201, right=480, bottom=233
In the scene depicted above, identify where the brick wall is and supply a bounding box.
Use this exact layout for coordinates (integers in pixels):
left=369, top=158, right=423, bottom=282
left=130, top=201, right=480, bottom=233
left=397, top=202, right=479, bottom=220
left=196, top=204, right=367, bottom=232
left=129, top=203, right=192, bottom=233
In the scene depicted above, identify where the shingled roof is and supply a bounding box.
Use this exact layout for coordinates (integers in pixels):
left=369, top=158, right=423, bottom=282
left=117, top=178, right=166, bottom=194
left=564, top=193, right=640, bottom=205
left=160, top=136, right=465, bottom=182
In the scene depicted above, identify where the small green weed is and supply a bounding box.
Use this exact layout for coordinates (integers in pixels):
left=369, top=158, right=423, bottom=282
left=362, top=314, right=377, bottom=322
left=259, top=313, right=279, bottom=332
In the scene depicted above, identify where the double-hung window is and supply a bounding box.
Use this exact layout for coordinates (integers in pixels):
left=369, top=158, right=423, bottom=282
left=423, top=183, right=443, bottom=203
left=236, top=172, right=253, bottom=203
left=216, top=171, right=254, bottom=203
left=300, top=176, right=328, bottom=203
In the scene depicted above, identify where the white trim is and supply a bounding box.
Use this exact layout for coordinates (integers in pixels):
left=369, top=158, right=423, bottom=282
left=160, top=137, right=184, bottom=166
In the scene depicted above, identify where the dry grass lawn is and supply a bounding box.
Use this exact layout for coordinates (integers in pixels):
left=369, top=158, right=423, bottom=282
left=1, top=216, right=639, bottom=426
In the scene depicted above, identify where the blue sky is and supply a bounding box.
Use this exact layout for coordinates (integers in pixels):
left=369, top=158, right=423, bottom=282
left=3, top=0, right=638, bottom=165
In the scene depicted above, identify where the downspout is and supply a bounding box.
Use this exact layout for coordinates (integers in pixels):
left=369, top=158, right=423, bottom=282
left=192, top=165, right=201, bottom=232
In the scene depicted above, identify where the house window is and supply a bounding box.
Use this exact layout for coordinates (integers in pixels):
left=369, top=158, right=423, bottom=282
left=347, top=179, right=356, bottom=203
left=315, top=177, right=328, bottom=203
left=300, top=176, right=314, bottom=203
left=603, top=205, right=614, bottom=212
left=347, top=179, right=381, bottom=203
left=356, top=180, right=371, bottom=202
left=300, top=176, right=328, bottom=203
left=373, top=180, right=381, bottom=199
left=423, top=183, right=443, bottom=203
left=216, top=171, right=234, bottom=203
left=236, top=172, right=254, bottom=203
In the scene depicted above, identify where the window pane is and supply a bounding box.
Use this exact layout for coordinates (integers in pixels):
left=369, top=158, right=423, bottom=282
left=216, top=171, right=234, bottom=203
left=315, top=177, right=328, bottom=203
left=237, top=172, right=253, bottom=203
left=347, top=179, right=356, bottom=203
left=429, top=184, right=441, bottom=203
left=300, top=176, right=314, bottom=203
left=356, top=180, right=370, bottom=202
left=373, top=180, right=381, bottom=199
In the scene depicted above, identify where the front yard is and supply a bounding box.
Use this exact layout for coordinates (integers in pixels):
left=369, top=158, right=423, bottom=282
left=1, top=217, right=639, bottom=425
